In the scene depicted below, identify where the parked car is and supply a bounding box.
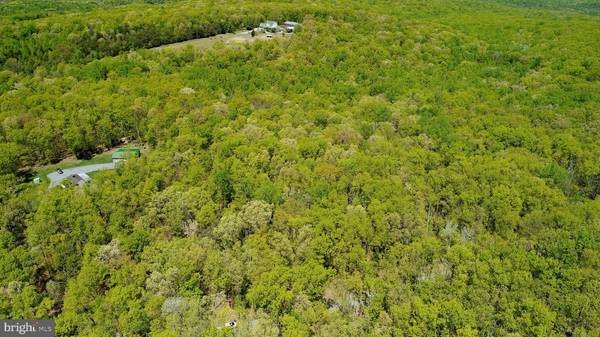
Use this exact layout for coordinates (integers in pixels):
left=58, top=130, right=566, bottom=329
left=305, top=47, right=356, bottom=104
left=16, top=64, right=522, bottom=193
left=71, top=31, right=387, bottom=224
left=57, top=168, right=64, bottom=174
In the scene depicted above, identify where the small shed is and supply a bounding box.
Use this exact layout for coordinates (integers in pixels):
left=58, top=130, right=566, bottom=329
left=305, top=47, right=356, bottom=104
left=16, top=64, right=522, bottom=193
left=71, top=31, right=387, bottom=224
left=67, top=173, right=91, bottom=186
left=112, top=147, right=141, bottom=162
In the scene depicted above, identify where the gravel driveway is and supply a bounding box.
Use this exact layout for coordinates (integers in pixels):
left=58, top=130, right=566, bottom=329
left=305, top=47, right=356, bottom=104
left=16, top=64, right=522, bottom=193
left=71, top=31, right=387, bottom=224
left=48, top=162, right=115, bottom=187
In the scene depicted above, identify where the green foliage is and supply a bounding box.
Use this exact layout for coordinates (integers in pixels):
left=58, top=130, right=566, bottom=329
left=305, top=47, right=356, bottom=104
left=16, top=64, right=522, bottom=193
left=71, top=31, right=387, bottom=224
left=0, top=0, right=599, bottom=336
left=0, top=2, right=331, bottom=74
left=0, top=0, right=183, bottom=21
left=491, top=0, right=600, bottom=15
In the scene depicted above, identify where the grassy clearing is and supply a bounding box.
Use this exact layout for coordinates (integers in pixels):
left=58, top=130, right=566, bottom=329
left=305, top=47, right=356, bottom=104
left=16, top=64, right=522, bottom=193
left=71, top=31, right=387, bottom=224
left=154, top=30, right=291, bottom=51
left=33, top=153, right=113, bottom=183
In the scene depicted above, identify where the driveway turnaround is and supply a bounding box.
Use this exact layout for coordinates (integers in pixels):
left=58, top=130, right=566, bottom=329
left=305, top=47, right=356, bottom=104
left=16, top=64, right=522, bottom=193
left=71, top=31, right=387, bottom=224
left=47, top=162, right=115, bottom=187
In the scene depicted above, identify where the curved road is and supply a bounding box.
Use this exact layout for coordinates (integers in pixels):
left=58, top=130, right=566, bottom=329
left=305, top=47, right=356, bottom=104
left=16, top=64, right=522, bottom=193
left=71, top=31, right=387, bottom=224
left=48, top=162, right=115, bottom=187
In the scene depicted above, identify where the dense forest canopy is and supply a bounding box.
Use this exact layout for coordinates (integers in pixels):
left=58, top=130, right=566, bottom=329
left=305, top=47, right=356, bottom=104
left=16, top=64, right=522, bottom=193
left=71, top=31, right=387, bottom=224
left=0, top=0, right=598, bottom=336
left=491, top=0, right=600, bottom=14
left=0, top=0, right=186, bottom=21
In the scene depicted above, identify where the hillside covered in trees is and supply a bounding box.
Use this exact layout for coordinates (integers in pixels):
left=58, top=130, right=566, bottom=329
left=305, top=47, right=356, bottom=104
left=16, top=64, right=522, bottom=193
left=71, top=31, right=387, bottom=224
left=492, top=0, right=600, bottom=14
left=0, top=0, right=599, bottom=336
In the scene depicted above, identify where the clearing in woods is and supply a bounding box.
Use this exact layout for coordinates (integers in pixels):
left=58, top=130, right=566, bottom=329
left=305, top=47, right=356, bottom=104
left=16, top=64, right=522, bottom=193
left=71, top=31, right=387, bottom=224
left=153, top=30, right=291, bottom=51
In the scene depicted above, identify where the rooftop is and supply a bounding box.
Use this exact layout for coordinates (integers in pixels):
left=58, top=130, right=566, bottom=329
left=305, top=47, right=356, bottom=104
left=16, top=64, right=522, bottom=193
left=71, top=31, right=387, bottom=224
left=259, top=21, right=278, bottom=29
left=67, top=173, right=91, bottom=185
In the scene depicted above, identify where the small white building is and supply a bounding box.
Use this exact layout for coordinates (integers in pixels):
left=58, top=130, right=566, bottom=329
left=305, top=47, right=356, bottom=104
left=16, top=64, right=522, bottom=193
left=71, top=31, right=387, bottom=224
left=284, top=21, right=299, bottom=32
left=259, top=21, right=278, bottom=32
